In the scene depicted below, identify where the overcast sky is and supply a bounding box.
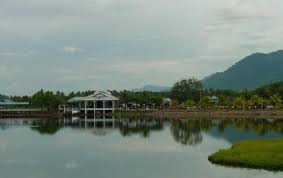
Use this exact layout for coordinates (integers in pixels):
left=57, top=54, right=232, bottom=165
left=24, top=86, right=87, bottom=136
left=1, top=0, right=283, bottom=95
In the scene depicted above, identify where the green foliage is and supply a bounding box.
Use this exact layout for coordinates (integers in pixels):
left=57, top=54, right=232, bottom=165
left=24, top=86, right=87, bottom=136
left=218, top=95, right=231, bottom=106
left=116, top=90, right=164, bottom=106
left=31, top=90, right=65, bottom=109
left=208, top=139, right=283, bottom=171
left=185, top=100, right=195, bottom=108
left=270, top=94, right=282, bottom=109
left=2, top=79, right=283, bottom=110
left=254, top=81, right=283, bottom=98
left=249, top=95, right=263, bottom=108
left=0, top=94, right=9, bottom=100
left=200, top=96, right=211, bottom=108
left=233, top=97, right=245, bottom=109
left=171, top=78, right=202, bottom=103
left=171, top=100, right=179, bottom=108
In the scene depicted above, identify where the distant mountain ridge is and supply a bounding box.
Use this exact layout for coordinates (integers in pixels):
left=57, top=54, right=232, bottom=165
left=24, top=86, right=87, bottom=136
left=202, top=50, right=283, bottom=90
left=131, top=85, right=171, bottom=92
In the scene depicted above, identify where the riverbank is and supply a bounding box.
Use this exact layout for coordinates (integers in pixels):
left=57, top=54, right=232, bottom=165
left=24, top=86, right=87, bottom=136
left=146, top=109, right=283, bottom=119
left=208, top=139, right=283, bottom=171
left=0, top=108, right=63, bottom=118
left=2, top=109, right=283, bottom=119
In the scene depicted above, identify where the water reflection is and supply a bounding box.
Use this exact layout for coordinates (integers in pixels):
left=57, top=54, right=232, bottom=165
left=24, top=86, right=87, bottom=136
left=216, top=118, right=283, bottom=135
left=1, top=117, right=283, bottom=178
left=31, top=120, right=63, bottom=135
left=1, top=117, right=283, bottom=145
left=118, top=119, right=164, bottom=138
left=171, top=120, right=207, bottom=146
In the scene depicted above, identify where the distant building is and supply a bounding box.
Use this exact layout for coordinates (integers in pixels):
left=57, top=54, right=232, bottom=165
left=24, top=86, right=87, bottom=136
left=0, top=99, right=29, bottom=108
left=162, top=98, right=172, bottom=106
left=209, top=96, right=219, bottom=105
left=68, top=91, right=119, bottom=115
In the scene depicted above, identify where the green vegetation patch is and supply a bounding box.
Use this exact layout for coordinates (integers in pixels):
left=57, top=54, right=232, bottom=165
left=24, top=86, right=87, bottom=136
left=208, top=139, right=283, bottom=171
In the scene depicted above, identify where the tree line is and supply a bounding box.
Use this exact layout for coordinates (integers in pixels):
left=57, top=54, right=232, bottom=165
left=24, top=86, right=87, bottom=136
left=2, top=79, right=283, bottom=110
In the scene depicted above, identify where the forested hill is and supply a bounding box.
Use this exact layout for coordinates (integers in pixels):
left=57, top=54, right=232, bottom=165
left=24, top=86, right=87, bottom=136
left=202, top=50, right=283, bottom=90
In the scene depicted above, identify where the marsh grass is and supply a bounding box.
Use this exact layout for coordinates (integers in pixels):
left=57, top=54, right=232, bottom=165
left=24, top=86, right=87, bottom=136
left=208, top=139, right=283, bottom=171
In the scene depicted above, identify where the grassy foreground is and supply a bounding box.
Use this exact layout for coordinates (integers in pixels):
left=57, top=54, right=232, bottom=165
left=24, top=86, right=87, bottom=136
left=208, top=139, right=283, bottom=171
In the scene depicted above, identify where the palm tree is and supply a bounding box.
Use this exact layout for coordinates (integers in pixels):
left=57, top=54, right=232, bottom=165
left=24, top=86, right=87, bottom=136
left=270, top=94, right=282, bottom=109
left=172, top=100, right=179, bottom=109
left=218, top=95, right=228, bottom=108
left=250, top=95, right=264, bottom=109
left=233, top=97, right=245, bottom=109
left=200, top=96, right=211, bottom=109
left=185, top=100, right=195, bottom=110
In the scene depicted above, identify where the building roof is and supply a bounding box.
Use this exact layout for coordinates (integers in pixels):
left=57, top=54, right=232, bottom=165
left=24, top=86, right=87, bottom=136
left=68, top=91, right=119, bottom=103
left=210, top=96, right=219, bottom=100
left=162, top=98, right=172, bottom=104
left=0, top=99, right=29, bottom=105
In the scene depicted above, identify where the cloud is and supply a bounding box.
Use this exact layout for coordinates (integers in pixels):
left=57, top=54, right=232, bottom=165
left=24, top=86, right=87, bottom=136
left=64, top=161, right=80, bottom=169
left=99, top=60, right=181, bottom=75
left=205, top=0, right=274, bottom=33
left=0, top=0, right=283, bottom=95
left=0, top=159, right=37, bottom=166
left=0, top=143, right=7, bottom=152
left=218, top=0, right=272, bottom=23
left=63, top=46, right=84, bottom=54
left=0, top=50, right=38, bottom=57
left=0, top=52, right=17, bottom=56
left=0, top=65, right=9, bottom=73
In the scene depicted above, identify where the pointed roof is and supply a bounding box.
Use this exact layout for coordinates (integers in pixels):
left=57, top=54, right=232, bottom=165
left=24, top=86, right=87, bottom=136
left=68, top=91, right=119, bottom=102
left=210, top=95, right=219, bottom=100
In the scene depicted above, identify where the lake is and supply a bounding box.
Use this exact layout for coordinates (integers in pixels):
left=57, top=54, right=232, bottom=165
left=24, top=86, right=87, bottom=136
left=0, top=117, right=283, bottom=178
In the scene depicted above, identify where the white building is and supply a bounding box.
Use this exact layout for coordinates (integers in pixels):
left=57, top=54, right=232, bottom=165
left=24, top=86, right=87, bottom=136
left=68, top=91, right=119, bottom=115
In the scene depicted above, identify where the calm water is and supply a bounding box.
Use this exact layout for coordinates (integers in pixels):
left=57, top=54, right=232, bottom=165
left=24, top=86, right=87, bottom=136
left=0, top=117, right=283, bottom=178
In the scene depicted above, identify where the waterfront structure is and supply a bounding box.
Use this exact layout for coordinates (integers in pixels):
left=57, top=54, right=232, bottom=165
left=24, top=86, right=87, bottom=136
left=0, top=99, right=29, bottom=108
left=68, top=91, right=119, bottom=115
left=0, top=99, right=51, bottom=118
left=162, top=98, right=172, bottom=105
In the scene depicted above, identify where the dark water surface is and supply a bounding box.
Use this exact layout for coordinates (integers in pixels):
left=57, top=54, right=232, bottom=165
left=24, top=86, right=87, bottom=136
left=0, top=117, right=283, bottom=178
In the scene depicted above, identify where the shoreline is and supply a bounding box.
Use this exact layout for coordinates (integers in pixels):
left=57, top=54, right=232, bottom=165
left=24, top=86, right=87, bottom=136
left=1, top=109, right=283, bottom=119
left=145, top=109, right=283, bottom=119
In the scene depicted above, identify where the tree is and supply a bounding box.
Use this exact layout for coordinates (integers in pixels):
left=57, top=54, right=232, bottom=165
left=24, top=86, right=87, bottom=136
left=31, top=90, right=65, bottom=110
left=172, top=100, right=179, bottom=109
left=249, top=95, right=263, bottom=109
left=270, top=94, right=282, bottom=109
left=233, top=97, right=245, bottom=109
left=185, top=100, right=195, bottom=110
left=218, top=95, right=230, bottom=107
left=171, top=78, right=202, bottom=103
left=200, top=96, right=211, bottom=108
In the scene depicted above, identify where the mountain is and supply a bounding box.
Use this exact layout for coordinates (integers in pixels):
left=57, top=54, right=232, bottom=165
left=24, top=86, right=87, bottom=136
left=131, top=85, right=171, bottom=92
left=202, top=50, right=283, bottom=90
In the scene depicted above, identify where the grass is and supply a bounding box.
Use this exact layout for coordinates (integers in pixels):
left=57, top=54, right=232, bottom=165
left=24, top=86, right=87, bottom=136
left=208, top=139, right=283, bottom=171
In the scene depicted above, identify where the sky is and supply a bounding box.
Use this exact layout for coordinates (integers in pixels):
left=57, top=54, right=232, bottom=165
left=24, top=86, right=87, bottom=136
left=1, top=0, right=283, bottom=95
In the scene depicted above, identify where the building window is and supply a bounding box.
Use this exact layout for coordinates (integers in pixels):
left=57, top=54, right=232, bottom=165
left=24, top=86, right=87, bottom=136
left=105, top=101, right=113, bottom=108
left=87, top=101, right=95, bottom=108
left=96, top=101, right=103, bottom=108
